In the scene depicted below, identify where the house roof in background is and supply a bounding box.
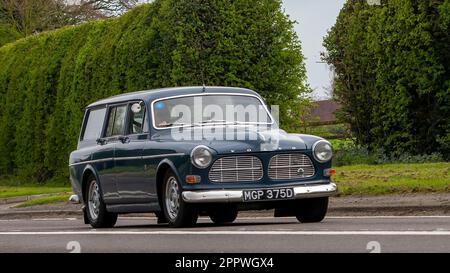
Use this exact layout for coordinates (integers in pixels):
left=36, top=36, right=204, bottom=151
left=307, top=99, right=341, bottom=124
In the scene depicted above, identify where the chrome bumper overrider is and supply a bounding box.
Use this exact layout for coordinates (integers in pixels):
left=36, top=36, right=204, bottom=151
left=69, top=194, right=80, bottom=204
left=182, top=183, right=337, bottom=203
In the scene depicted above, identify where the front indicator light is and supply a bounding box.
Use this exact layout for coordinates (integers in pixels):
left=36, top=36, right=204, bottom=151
left=324, top=168, right=335, bottom=177
left=185, top=175, right=201, bottom=184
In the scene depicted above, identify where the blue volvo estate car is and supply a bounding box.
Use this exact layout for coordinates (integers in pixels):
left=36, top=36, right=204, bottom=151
left=69, top=86, right=337, bottom=228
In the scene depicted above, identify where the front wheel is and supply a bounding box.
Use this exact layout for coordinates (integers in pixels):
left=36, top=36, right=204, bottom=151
left=85, top=176, right=118, bottom=228
left=295, top=197, right=329, bottom=223
left=162, top=170, right=198, bottom=227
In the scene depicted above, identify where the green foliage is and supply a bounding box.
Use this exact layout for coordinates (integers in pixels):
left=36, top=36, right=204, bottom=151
left=331, top=139, right=377, bottom=166
left=0, top=24, right=22, bottom=47
left=323, top=0, right=450, bottom=159
left=331, top=139, right=445, bottom=166
left=0, top=0, right=308, bottom=182
left=300, top=123, right=350, bottom=139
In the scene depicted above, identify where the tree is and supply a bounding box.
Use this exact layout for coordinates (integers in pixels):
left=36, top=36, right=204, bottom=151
left=77, top=0, right=143, bottom=16
left=0, top=23, right=22, bottom=46
left=0, top=0, right=309, bottom=182
left=1, top=0, right=73, bottom=35
left=323, top=0, right=450, bottom=158
left=169, top=0, right=309, bottom=128
left=0, top=0, right=152, bottom=39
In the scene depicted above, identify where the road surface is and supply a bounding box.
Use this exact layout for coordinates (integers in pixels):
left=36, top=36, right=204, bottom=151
left=1, top=215, right=450, bottom=253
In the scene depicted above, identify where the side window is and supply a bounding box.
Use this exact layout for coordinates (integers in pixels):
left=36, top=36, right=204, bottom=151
left=105, top=105, right=127, bottom=137
left=82, top=107, right=106, bottom=141
left=128, top=102, right=147, bottom=134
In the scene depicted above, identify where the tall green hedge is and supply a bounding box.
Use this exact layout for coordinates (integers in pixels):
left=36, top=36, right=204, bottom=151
left=0, top=24, right=22, bottom=47
left=324, top=0, right=450, bottom=159
left=0, top=0, right=308, bottom=182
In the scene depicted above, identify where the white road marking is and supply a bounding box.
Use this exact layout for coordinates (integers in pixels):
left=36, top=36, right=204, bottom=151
left=326, top=216, right=450, bottom=219
left=221, top=215, right=448, bottom=219
left=118, top=215, right=450, bottom=221
left=32, top=218, right=67, bottom=221
left=2, top=215, right=450, bottom=222
left=1, top=230, right=450, bottom=236
left=232, top=216, right=450, bottom=220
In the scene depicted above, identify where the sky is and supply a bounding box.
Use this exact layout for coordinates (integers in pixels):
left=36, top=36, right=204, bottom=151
left=282, top=0, right=346, bottom=100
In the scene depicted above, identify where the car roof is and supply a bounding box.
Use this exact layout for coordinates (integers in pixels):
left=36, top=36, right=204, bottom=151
left=86, top=86, right=260, bottom=108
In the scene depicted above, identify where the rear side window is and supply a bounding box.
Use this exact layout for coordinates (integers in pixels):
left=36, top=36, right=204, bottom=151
left=128, top=102, right=147, bottom=134
left=82, top=107, right=106, bottom=141
left=105, top=105, right=127, bottom=137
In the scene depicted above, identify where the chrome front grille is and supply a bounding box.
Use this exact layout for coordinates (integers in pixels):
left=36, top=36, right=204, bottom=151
left=209, top=156, right=263, bottom=182
left=268, top=153, right=315, bottom=180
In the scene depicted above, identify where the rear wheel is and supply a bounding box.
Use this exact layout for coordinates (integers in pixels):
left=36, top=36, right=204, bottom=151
left=209, top=209, right=238, bottom=224
left=295, top=197, right=329, bottom=223
left=162, top=170, right=198, bottom=227
left=85, top=176, right=118, bottom=228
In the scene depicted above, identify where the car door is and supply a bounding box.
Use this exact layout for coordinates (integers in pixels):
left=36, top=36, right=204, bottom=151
left=79, top=106, right=119, bottom=204
left=114, top=101, right=156, bottom=204
left=99, top=103, right=129, bottom=204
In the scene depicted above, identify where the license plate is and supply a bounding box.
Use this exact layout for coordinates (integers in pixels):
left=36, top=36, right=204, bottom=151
left=243, top=188, right=295, bottom=202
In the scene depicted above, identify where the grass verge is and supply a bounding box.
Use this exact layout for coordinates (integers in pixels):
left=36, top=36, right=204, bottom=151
left=334, top=162, right=450, bottom=196
left=0, top=186, right=72, bottom=199
left=1, top=162, right=449, bottom=206
left=0, top=176, right=71, bottom=199
left=13, top=195, right=71, bottom=208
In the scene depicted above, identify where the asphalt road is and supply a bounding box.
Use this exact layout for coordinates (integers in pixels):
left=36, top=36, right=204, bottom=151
left=1, top=215, right=450, bottom=253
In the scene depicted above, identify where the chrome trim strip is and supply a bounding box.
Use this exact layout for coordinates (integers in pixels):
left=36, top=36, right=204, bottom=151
left=115, top=156, right=141, bottom=161
left=68, top=157, right=114, bottom=167
left=68, top=153, right=185, bottom=167
left=213, top=167, right=261, bottom=171
left=268, top=165, right=314, bottom=169
left=141, top=153, right=186, bottom=160
left=150, top=92, right=275, bottom=130
left=182, top=183, right=337, bottom=203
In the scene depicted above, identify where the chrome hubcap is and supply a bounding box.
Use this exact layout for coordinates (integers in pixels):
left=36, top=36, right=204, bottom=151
left=88, top=181, right=101, bottom=220
left=165, top=176, right=180, bottom=220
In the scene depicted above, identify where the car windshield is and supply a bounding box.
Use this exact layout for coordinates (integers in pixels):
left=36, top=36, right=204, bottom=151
left=152, top=94, right=273, bottom=128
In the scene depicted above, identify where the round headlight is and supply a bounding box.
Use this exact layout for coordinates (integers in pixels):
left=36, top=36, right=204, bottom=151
left=313, top=140, right=333, bottom=163
left=191, top=145, right=213, bottom=169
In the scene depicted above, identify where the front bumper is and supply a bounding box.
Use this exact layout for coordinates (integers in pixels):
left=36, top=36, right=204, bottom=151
left=182, top=183, right=337, bottom=203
